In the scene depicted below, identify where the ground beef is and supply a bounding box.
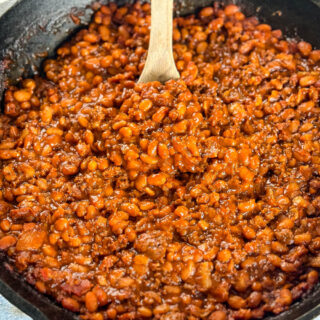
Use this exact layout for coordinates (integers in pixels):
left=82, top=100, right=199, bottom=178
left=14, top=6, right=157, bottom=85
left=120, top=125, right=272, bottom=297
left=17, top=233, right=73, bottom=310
left=0, top=1, right=320, bottom=319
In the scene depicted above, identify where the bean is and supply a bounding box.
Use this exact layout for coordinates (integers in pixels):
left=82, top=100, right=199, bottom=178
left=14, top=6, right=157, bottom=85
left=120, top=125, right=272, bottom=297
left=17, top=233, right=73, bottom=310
left=278, top=288, right=292, bottom=306
left=78, top=115, right=89, bottom=127
left=152, top=107, right=168, bottom=123
left=55, top=218, right=68, bottom=231
left=310, top=50, right=320, bottom=62
left=298, top=41, right=312, bottom=56
left=135, top=175, right=147, bottom=191
left=88, top=160, right=98, bottom=171
left=299, top=75, right=317, bottom=87
left=242, top=225, right=256, bottom=240
left=153, top=304, right=169, bottom=315
left=84, top=33, right=99, bottom=43
left=119, top=126, right=132, bottom=138
left=209, top=311, right=226, bottom=320
left=41, top=106, right=53, bottom=123
left=14, top=90, right=31, bottom=102
left=62, top=297, right=80, bottom=312
left=62, top=164, right=79, bottom=175
left=0, top=220, right=11, bottom=232
left=307, top=270, right=318, bottom=285
left=85, top=291, right=98, bottom=312
left=247, top=291, right=262, bottom=308
left=147, top=173, right=166, bottom=186
left=138, top=307, right=152, bottom=317
left=139, top=99, right=152, bottom=112
left=225, top=5, right=240, bottom=15
left=0, top=150, right=20, bottom=159
left=228, top=296, right=246, bottom=309
left=238, top=199, right=256, bottom=213
left=0, top=235, right=16, bottom=250
left=217, top=249, right=231, bottom=263
left=294, top=233, right=311, bottom=244
left=199, top=7, right=214, bottom=18
left=140, top=153, right=158, bottom=165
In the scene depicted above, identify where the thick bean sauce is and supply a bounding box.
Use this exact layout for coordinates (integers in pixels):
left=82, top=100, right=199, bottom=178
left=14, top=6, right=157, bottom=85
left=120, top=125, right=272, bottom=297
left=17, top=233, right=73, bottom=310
left=1, top=2, right=320, bottom=319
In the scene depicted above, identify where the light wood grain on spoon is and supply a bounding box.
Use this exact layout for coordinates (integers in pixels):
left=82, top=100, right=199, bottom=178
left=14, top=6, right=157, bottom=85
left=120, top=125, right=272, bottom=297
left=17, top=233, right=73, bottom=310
left=138, top=0, right=180, bottom=83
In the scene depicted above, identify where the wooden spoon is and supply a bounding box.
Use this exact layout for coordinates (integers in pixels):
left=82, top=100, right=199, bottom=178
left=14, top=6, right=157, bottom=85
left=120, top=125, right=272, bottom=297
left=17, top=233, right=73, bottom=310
left=138, top=0, right=180, bottom=83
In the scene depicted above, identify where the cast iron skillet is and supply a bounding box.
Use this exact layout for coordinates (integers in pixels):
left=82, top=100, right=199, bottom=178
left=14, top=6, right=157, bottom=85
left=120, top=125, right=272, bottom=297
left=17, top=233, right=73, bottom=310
left=1, top=0, right=320, bottom=319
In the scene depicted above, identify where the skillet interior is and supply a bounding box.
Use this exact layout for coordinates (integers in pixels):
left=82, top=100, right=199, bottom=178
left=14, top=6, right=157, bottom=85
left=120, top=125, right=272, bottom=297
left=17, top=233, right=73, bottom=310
left=0, top=0, right=320, bottom=319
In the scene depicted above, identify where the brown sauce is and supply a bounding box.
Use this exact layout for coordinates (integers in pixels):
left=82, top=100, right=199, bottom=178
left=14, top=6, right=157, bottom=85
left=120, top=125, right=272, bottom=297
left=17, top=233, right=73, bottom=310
left=1, top=2, right=320, bottom=319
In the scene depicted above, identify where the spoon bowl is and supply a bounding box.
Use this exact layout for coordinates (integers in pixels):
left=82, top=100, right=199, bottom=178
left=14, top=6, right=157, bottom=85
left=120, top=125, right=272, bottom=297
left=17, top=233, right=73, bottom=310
left=138, top=0, right=180, bottom=83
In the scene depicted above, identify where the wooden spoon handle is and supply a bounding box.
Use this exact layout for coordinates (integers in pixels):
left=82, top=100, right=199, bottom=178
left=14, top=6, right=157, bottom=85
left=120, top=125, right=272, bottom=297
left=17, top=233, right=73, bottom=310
left=138, top=0, right=180, bottom=83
